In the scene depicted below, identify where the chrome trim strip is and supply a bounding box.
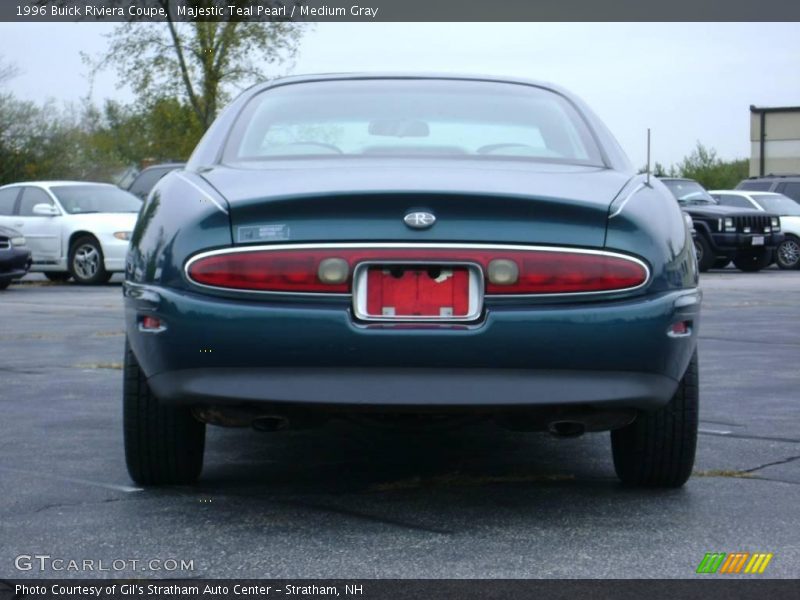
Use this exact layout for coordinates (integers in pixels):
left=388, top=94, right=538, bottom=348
left=673, top=289, right=702, bottom=308
left=184, top=242, right=651, bottom=298
left=352, top=261, right=484, bottom=322
left=609, top=182, right=646, bottom=219
left=174, top=172, right=229, bottom=215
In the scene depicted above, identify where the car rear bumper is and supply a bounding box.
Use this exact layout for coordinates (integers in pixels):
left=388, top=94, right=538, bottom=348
left=710, top=232, right=784, bottom=253
left=125, top=283, right=701, bottom=411
left=0, top=247, right=32, bottom=280
left=147, top=367, right=678, bottom=410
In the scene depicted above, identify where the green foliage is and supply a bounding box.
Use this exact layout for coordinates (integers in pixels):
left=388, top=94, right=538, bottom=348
left=88, top=98, right=204, bottom=166
left=648, top=142, right=749, bottom=189
left=0, top=95, right=204, bottom=186
left=1, top=8, right=305, bottom=186
left=0, top=96, right=98, bottom=183
left=675, top=142, right=749, bottom=189
left=93, top=13, right=305, bottom=128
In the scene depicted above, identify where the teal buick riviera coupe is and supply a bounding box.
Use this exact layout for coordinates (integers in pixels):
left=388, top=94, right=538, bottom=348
left=123, top=74, right=701, bottom=487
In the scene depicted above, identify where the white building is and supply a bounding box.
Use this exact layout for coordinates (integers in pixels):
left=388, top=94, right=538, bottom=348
left=750, top=105, right=800, bottom=176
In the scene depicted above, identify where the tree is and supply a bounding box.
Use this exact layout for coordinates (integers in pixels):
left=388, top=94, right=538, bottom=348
left=0, top=57, right=18, bottom=84
left=640, top=161, right=678, bottom=177
left=86, top=98, right=204, bottom=166
left=675, top=142, right=749, bottom=190
left=0, top=97, right=85, bottom=183
left=645, top=142, right=749, bottom=189
left=89, top=2, right=305, bottom=130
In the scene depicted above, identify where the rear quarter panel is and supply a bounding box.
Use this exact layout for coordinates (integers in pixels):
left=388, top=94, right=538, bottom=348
left=126, top=174, right=232, bottom=287
left=606, top=176, right=698, bottom=294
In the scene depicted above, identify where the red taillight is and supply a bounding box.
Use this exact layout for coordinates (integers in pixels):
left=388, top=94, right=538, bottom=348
left=488, top=251, right=647, bottom=294
left=140, top=315, right=164, bottom=330
left=188, top=250, right=350, bottom=293
left=186, top=246, right=648, bottom=295
left=669, top=321, right=691, bottom=337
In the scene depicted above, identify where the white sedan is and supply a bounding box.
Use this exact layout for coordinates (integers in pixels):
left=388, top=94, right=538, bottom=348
left=710, top=190, right=800, bottom=270
left=0, top=181, right=140, bottom=284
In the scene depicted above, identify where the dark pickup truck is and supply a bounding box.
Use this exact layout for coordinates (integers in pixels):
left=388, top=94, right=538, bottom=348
left=661, top=178, right=783, bottom=272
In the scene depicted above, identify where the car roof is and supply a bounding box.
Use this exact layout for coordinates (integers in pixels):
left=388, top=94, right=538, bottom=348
left=256, top=71, right=564, bottom=93
left=710, top=190, right=785, bottom=196
left=0, top=181, right=115, bottom=189
left=187, top=71, right=635, bottom=174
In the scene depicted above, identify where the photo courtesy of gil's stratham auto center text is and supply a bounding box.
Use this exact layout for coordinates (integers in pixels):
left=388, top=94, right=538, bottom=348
left=0, top=1, right=798, bottom=599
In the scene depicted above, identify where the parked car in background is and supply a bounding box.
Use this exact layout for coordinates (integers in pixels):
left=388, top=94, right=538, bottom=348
left=660, top=178, right=783, bottom=272
left=710, top=190, right=800, bottom=270
left=736, top=174, right=800, bottom=204
left=124, top=74, right=701, bottom=489
left=0, top=226, right=31, bottom=290
left=0, top=182, right=141, bottom=284
left=125, top=163, right=185, bottom=200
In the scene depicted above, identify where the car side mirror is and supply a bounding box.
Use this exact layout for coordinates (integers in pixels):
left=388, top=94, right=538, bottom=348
left=32, top=203, right=60, bottom=216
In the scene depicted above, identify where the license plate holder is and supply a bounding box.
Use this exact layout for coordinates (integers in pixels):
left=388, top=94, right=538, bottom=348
left=353, top=262, right=483, bottom=322
left=752, top=236, right=765, bottom=246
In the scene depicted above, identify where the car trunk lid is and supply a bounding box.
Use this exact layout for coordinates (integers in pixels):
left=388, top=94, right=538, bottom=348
left=202, top=159, right=632, bottom=248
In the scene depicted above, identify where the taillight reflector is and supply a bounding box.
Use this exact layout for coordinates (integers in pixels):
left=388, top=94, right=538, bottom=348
left=186, top=246, right=648, bottom=295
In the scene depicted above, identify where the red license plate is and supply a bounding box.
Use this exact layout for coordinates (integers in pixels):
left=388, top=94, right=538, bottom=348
left=365, top=265, right=471, bottom=318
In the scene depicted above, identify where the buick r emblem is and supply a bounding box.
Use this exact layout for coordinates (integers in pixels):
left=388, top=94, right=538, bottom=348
left=404, top=211, right=436, bottom=230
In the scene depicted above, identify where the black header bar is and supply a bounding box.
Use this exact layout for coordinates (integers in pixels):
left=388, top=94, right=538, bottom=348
left=2, top=579, right=800, bottom=600
left=3, top=0, right=800, bottom=22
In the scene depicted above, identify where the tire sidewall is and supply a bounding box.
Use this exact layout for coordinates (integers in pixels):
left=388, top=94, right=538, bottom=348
left=776, top=236, right=800, bottom=270
left=69, top=236, right=109, bottom=284
left=733, top=249, right=771, bottom=272
left=611, top=351, right=699, bottom=488
left=694, top=236, right=714, bottom=272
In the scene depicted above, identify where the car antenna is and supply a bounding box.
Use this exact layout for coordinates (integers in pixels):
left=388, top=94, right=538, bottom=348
left=646, top=128, right=651, bottom=186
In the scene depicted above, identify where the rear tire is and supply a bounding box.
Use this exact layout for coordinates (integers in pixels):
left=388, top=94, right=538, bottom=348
left=611, top=351, right=698, bottom=488
left=776, top=236, right=800, bottom=270
left=0, top=279, right=11, bottom=290
left=123, top=339, right=205, bottom=485
left=693, top=236, right=714, bottom=272
left=712, top=258, right=730, bottom=269
left=733, top=250, right=771, bottom=272
left=44, top=272, right=71, bottom=282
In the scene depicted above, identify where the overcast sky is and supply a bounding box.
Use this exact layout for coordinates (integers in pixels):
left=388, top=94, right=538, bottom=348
left=1, top=22, right=799, bottom=167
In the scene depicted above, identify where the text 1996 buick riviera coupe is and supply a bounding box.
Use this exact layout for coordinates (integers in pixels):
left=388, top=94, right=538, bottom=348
left=123, top=74, right=701, bottom=488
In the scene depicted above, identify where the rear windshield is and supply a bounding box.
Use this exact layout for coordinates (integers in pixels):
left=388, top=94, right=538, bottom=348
left=223, top=79, right=605, bottom=166
left=661, top=180, right=716, bottom=204
left=753, top=194, right=800, bottom=215
left=737, top=181, right=773, bottom=191
left=51, top=185, right=142, bottom=214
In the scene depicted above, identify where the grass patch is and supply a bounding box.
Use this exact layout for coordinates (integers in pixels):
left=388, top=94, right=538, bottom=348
left=76, top=362, right=123, bottom=370
left=693, top=469, right=756, bottom=479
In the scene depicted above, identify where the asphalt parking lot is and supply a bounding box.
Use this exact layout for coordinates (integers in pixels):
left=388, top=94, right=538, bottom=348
left=1, top=269, right=798, bottom=579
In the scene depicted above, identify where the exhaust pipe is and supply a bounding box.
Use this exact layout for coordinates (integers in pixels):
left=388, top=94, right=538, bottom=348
left=548, top=421, right=586, bottom=438
left=252, top=416, right=290, bottom=432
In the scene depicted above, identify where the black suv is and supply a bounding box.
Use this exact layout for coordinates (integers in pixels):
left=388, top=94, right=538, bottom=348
left=736, top=174, right=800, bottom=205
left=125, top=162, right=185, bottom=200
left=661, top=178, right=783, bottom=272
